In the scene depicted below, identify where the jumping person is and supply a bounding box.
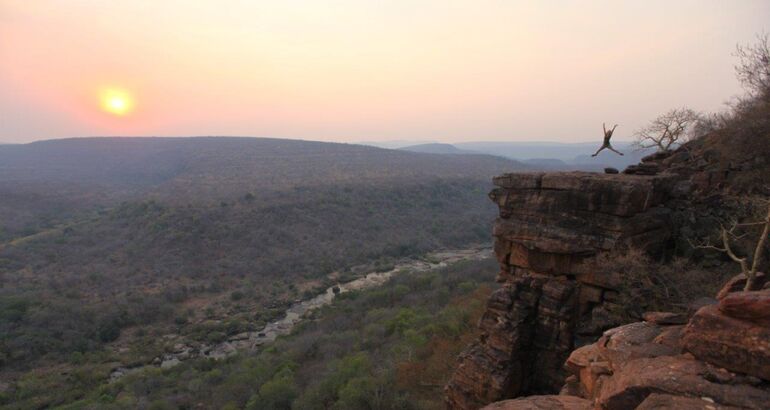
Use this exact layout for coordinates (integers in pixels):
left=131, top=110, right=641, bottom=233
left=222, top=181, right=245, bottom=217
left=592, top=123, right=623, bottom=156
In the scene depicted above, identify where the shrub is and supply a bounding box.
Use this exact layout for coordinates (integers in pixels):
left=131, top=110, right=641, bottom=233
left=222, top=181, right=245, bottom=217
left=588, top=249, right=730, bottom=319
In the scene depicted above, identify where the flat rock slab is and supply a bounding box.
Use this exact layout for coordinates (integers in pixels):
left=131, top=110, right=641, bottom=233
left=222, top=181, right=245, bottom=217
left=636, top=393, right=742, bottom=410
left=481, top=395, right=591, bottom=410
left=642, top=311, right=688, bottom=325
left=598, top=355, right=770, bottom=409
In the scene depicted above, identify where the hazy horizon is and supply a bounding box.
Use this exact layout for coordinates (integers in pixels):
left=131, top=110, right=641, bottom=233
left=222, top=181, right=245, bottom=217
left=2, top=1, right=768, bottom=144
left=0, top=135, right=638, bottom=147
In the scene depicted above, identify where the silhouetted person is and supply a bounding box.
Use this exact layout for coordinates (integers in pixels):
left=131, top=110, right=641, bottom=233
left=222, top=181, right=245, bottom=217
left=592, top=123, right=623, bottom=156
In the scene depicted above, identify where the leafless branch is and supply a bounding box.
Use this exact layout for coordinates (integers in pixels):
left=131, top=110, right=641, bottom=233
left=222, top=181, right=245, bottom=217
left=691, top=201, right=770, bottom=290
left=634, top=108, right=702, bottom=152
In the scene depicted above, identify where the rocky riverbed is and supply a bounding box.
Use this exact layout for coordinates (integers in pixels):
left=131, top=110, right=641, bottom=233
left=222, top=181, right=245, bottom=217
left=110, top=246, right=491, bottom=381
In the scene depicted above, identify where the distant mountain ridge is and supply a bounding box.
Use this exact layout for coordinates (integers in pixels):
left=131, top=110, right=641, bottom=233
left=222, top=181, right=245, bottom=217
left=382, top=140, right=654, bottom=171
left=398, top=143, right=477, bottom=155
left=0, top=136, right=528, bottom=196
left=0, top=136, right=529, bottom=239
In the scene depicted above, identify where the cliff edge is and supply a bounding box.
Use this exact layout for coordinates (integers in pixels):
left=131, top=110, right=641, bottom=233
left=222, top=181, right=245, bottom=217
left=445, top=145, right=770, bottom=409
left=445, top=171, right=677, bottom=408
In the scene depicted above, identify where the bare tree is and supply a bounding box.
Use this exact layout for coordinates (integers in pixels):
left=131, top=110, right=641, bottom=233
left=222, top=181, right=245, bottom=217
left=692, top=200, right=770, bottom=291
left=633, top=108, right=702, bottom=152
left=735, top=33, right=770, bottom=98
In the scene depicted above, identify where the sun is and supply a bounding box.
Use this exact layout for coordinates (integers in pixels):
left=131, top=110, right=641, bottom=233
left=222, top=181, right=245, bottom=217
left=99, top=88, right=134, bottom=116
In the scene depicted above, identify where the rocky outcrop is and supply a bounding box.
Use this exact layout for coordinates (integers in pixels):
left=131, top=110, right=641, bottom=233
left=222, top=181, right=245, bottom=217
left=560, top=291, right=770, bottom=409
left=528, top=273, right=770, bottom=409
left=445, top=172, right=677, bottom=409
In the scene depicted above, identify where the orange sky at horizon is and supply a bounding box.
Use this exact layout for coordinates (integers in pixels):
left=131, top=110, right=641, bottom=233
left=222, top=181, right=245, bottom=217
left=1, top=1, right=768, bottom=144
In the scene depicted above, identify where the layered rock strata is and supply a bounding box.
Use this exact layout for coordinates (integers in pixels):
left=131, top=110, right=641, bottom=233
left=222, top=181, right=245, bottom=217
left=446, top=172, right=676, bottom=409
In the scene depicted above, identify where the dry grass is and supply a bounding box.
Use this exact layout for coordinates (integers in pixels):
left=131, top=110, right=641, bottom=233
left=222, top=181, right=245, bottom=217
left=589, top=249, right=732, bottom=318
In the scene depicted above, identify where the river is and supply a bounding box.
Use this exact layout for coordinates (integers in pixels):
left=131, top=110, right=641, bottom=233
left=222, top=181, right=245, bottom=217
left=110, top=245, right=491, bottom=381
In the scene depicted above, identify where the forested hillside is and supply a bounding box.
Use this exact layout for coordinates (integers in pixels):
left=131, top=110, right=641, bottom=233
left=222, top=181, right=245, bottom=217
left=0, top=137, right=524, bottom=407
left=0, top=137, right=524, bottom=239
left=3, top=258, right=498, bottom=409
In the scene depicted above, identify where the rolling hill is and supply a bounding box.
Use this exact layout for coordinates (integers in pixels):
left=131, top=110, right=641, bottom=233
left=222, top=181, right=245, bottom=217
left=0, top=137, right=527, bottom=240
left=0, top=136, right=527, bottom=379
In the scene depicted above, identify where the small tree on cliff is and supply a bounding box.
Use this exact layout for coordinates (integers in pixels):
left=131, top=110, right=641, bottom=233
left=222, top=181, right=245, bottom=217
left=692, top=199, right=770, bottom=291
left=633, top=107, right=702, bottom=152
left=735, top=33, right=770, bottom=100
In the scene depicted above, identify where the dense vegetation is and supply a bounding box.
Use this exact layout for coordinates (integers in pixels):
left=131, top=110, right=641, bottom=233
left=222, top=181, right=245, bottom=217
left=0, top=138, right=521, bottom=407
left=0, top=137, right=525, bottom=240
left=1, top=258, right=498, bottom=409
left=0, top=180, right=492, bottom=368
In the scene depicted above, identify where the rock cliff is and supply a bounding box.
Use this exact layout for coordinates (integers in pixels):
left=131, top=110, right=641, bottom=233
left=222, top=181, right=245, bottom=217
left=445, top=144, right=770, bottom=409
left=445, top=172, right=678, bottom=409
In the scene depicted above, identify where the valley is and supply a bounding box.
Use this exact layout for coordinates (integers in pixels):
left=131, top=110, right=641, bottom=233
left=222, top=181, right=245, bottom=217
left=0, top=137, right=518, bottom=408
left=109, top=246, right=491, bottom=381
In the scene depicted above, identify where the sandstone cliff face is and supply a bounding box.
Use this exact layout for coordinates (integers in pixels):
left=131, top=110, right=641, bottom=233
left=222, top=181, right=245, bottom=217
left=445, top=172, right=677, bottom=409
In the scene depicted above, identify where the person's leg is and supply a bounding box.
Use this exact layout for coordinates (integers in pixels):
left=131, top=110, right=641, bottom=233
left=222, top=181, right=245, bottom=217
left=591, top=146, right=606, bottom=157
left=607, top=145, right=624, bottom=156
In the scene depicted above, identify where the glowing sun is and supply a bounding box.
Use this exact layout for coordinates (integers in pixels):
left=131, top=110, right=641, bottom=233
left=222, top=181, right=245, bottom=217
left=99, top=88, right=134, bottom=116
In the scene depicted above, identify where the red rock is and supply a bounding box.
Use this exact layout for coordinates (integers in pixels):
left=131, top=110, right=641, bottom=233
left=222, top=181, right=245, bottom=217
left=716, top=272, right=767, bottom=299
left=683, top=304, right=770, bottom=381
left=635, top=393, right=742, bottom=409
left=480, top=395, right=591, bottom=410
left=651, top=325, right=684, bottom=351
left=565, top=344, right=601, bottom=375
left=447, top=165, right=770, bottom=409
left=598, top=355, right=770, bottom=409
left=492, top=172, right=544, bottom=190
left=718, top=290, right=770, bottom=324
left=564, top=344, right=609, bottom=398
left=447, top=171, right=676, bottom=409
left=561, top=320, right=770, bottom=409
left=596, top=322, right=679, bottom=371
left=445, top=276, right=580, bottom=409
left=642, top=311, right=688, bottom=325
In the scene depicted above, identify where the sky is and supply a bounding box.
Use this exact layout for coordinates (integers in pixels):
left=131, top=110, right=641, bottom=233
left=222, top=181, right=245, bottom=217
left=1, top=1, right=768, bottom=144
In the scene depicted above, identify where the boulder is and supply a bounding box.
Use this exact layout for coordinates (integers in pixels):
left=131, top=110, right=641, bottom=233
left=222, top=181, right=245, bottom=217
left=562, top=319, right=770, bottom=409
left=716, top=272, right=768, bottom=299
left=651, top=325, right=684, bottom=351
left=596, top=322, right=679, bottom=371
left=604, top=167, right=619, bottom=174
left=683, top=304, right=770, bottom=381
left=635, top=393, right=743, bottom=410
left=718, top=289, right=770, bottom=325
left=480, top=395, right=591, bottom=410
left=642, top=311, right=688, bottom=325
left=564, top=344, right=610, bottom=398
